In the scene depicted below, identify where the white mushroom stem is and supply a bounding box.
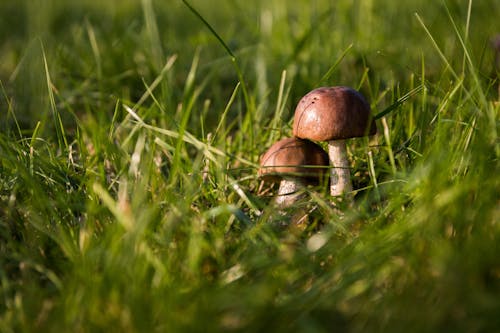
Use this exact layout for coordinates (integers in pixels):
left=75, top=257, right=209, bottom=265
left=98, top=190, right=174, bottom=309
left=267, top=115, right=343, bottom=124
left=328, top=139, right=353, bottom=197
left=274, top=178, right=305, bottom=208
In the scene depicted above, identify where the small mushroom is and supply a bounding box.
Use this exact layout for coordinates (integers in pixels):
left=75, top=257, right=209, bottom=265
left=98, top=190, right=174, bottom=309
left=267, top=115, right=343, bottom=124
left=292, top=86, right=377, bottom=198
left=259, top=137, right=329, bottom=207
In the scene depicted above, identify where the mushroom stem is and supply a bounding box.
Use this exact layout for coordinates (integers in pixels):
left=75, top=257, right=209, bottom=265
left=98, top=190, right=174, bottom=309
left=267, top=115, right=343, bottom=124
left=328, top=139, right=353, bottom=197
left=274, top=178, right=304, bottom=207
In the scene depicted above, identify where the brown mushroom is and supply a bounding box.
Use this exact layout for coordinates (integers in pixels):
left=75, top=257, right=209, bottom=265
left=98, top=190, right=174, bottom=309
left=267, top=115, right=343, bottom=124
left=292, top=86, right=376, bottom=198
left=259, top=137, right=329, bottom=207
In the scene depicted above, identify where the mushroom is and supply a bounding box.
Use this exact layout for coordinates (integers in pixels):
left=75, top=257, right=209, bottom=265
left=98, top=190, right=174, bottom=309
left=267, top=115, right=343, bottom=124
left=259, top=137, right=329, bottom=207
left=292, top=86, right=377, bottom=198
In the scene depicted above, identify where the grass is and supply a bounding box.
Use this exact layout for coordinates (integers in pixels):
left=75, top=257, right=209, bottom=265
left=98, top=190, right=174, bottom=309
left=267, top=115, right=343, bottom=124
left=1, top=0, right=499, bottom=332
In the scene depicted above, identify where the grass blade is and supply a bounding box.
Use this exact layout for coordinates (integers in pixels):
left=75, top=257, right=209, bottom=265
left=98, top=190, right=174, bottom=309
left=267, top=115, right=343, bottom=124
left=374, top=84, right=425, bottom=120
left=415, top=12, right=459, bottom=81
left=182, top=0, right=254, bottom=151
left=316, top=43, right=353, bottom=86
left=41, top=41, right=68, bottom=151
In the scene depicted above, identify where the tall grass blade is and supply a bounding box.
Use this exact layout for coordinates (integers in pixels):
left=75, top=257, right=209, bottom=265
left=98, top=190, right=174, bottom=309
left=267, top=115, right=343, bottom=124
left=462, top=0, right=473, bottom=75
left=316, top=43, right=353, bottom=86
left=170, top=52, right=202, bottom=181
left=415, top=12, right=459, bottom=80
left=181, top=0, right=234, bottom=58
left=1, top=80, right=22, bottom=137
left=41, top=41, right=68, bottom=151
left=181, top=0, right=254, bottom=150
left=29, top=121, right=42, bottom=175
left=374, top=84, right=424, bottom=119
left=136, top=55, right=177, bottom=111
left=213, top=82, right=240, bottom=141
left=443, top=3, right=487, bottom=106
left=92, top=182, right=133, bottom=231
left=268, top=70, right=290, bottom=145
left=85, top=19, right=102, bottom=81
left=141, top=0, right=164, bottom=72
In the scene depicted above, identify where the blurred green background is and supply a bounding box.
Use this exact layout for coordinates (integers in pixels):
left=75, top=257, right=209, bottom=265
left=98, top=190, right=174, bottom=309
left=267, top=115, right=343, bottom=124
left=1, top=0, right=498, bottom=133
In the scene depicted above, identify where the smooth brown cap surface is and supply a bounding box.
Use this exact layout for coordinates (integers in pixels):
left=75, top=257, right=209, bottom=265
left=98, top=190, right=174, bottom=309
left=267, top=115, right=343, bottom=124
left=293, top=86, right=377, bottom=141
left=259, top=137, right=329, bottom=182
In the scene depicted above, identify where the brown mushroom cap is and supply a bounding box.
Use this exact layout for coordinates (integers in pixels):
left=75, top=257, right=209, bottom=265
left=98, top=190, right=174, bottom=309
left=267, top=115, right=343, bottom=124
left=293, top=86, right=377, bottom=141
left=259, top=137, right=329, bottom=182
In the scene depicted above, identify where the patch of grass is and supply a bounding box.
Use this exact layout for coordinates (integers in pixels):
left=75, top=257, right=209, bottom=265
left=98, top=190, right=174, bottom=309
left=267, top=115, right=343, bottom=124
left=1, top=0, right=499, bottom=332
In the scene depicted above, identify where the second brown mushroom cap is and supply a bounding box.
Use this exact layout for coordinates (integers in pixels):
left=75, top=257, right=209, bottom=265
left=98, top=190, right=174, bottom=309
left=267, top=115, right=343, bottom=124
left=259, top=137, right=329, bottom=207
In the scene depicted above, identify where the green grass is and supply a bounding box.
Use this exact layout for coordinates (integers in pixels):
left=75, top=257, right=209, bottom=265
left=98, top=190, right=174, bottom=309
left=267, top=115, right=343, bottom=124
left=1, top=0, right=499, bottom=332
